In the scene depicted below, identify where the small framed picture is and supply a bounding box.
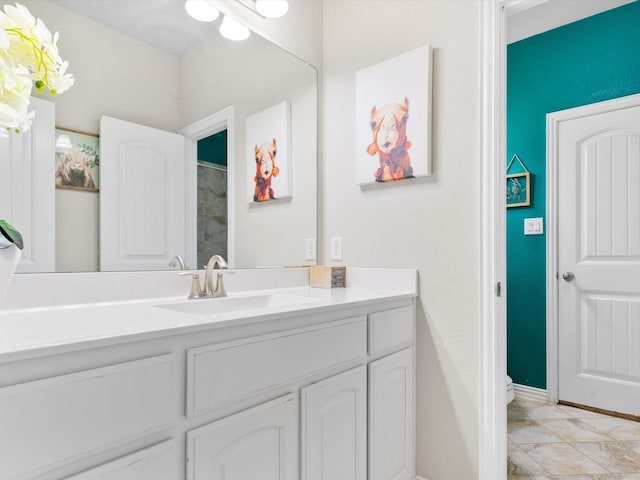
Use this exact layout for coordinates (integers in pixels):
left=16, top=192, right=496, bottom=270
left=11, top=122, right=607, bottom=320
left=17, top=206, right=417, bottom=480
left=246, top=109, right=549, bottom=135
left=55, top=127, right=100, bottom=192
left=506, top=172, right=530, bottom=208
left=246, top=100, right=291, bottom=203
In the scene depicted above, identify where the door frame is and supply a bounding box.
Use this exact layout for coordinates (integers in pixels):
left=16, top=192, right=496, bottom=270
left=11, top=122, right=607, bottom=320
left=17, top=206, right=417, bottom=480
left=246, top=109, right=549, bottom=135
left=545, top=92, right=640, bottom=404
left=180, top=106, right=236, bottom=268
left=478, top=1, right=508, bottom=479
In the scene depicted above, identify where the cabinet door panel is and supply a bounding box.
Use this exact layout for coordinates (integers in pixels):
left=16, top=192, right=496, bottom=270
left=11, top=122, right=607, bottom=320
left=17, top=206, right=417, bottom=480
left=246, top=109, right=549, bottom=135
left=368, top=306, right=413, bottom=355
left=187, top=317, right=366, bottom=416
left=301, top=365, right=367, bottom=480
left=187, top=393, right=298, bottom=480
left=369, top=349, right=414, bottom=480
left=65, top=440, right=178, bottom=480
left=0, top=354, right=176, bottom=480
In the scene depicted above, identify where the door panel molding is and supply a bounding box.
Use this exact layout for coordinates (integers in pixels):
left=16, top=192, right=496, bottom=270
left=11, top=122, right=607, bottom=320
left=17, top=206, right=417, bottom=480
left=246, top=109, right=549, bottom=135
left=546, top=92, right=640, bottom=404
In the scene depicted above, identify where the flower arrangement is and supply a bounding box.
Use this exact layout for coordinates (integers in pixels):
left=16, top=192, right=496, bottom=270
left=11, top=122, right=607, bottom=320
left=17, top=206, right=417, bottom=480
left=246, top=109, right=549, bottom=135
left=0, top=2, right=74, bottom=134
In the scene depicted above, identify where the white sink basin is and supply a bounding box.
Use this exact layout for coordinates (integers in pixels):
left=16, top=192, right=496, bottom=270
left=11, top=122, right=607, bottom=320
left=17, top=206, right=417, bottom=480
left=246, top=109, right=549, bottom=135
left=155, top=293, right=325, bottom=315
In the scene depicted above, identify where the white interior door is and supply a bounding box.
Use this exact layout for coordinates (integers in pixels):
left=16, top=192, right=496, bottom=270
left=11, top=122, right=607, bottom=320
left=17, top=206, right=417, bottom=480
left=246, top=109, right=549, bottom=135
left=0, top=97, right=55, bottom=272
left=556, top=95, right=640, bottom=416
left=100, top=116, right=186, bottom=271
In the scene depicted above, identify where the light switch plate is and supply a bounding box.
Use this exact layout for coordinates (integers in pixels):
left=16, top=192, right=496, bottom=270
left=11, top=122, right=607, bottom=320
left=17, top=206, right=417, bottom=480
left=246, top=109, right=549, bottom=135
left=305, top=238, right=316, bottom=261
left=524, top=217, right=544, bottom=235
left=330, top=237, right=343, bottom=261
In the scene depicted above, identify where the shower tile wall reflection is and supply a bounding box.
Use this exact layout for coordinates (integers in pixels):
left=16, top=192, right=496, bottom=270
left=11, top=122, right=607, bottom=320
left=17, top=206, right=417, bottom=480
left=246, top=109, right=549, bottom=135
left=197, top=163, right=227, bottom=268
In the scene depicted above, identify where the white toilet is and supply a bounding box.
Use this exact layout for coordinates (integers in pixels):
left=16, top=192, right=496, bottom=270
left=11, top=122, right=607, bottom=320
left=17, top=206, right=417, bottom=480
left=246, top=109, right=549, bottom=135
left=506, top=375, right=515, bottom=404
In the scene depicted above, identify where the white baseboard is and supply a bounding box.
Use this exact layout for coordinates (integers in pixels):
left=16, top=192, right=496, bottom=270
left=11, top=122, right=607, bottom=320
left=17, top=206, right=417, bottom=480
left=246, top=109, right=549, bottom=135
left=514, top=383, right=547, bottom=402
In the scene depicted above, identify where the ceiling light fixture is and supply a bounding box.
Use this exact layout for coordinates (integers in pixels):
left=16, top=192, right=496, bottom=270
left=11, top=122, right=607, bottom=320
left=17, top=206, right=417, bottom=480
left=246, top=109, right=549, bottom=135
left=185, top=0, right=220, bottom=22
left=255, top=0, right=289, bottom=18
left=219, top=14, right=250, bottom=41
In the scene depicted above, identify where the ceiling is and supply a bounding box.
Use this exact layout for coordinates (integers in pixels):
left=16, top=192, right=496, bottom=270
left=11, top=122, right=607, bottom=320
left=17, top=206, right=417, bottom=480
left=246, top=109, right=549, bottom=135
left=50, top=0, right=219, bottom=55
left=507, top=0, right=636, bottom=44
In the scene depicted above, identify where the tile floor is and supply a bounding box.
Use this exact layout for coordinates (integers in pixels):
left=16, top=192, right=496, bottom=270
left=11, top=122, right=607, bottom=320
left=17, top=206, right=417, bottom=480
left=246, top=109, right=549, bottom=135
left=508, top=395, right=640, bottom=479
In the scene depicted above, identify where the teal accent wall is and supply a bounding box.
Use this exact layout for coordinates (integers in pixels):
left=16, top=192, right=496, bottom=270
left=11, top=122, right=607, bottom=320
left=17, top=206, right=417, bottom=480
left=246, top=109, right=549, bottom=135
left=197, top=130, right=227, bottom=167
left=507, top=2, right=640, bottom=389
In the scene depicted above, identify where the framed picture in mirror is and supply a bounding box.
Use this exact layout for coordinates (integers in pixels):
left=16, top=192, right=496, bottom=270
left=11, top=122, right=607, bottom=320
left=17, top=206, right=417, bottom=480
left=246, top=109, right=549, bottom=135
left=54, top=128, right=100, bottom=192
left=246, top=100, right=292, bottom=203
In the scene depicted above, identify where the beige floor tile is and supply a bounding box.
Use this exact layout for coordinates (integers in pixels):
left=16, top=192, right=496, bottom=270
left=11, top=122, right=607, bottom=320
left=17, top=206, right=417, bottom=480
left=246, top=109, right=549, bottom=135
left=557, top=404, right=612, bottom=419
left=555, top=474, right=640, bottom=479
left=508, top=476, right=555, bottom=480
left=508, top=444, right=547, bottom=476
left=512, top=398, right=550, bottom=410
left=508, top=419, right=564, bottom=444
left=572, top=442, right=640, bottom=474
left=581, top=417, right=640, bottom=441
left=509, top=399, right=640, bottom=478
left=525, top=403, right=576, bottom=420
left=509, top=404, right=530, bottom=421
left=536, top=418, right=613, bottom=442
left=520, top=443, right=608, bottom=476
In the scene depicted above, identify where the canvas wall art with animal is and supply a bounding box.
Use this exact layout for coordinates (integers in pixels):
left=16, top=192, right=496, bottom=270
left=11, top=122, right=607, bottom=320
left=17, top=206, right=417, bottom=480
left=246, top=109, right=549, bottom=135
left=55, top=147, right=96, bottom=189
left=367, top=97, right=414, bottom=182
left=245, top=101, right=291, bottom=203
left=253, top=138, right=280, bottom=202
left=355, top=44, right=433, bottom=185
left=54, top=129, right=100, bottom=192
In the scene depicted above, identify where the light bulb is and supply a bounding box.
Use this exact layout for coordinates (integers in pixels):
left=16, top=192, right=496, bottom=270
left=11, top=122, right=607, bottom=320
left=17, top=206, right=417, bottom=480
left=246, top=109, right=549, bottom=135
left=255, top=0, right=289, bottom=18
left=219, top=15, right=250, bottom=41
left=184, top=0, right=220, bottom=22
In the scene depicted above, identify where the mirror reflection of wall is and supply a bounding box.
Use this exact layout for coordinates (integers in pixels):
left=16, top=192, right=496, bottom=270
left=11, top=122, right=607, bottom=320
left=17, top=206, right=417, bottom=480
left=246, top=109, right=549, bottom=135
left=10, top=0, right=317, bottom=273
left=197, top=131, right=228, bottom=270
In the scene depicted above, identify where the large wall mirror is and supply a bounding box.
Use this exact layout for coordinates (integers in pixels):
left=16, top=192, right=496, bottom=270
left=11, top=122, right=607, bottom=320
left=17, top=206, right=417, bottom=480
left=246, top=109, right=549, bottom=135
left=11, top=0, right=317, bottom=273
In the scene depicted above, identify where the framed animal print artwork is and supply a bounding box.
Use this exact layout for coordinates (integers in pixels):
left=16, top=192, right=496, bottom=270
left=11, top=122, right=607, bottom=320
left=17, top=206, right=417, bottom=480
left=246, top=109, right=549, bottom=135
left=246, top=100, right=292, bottom=203
left=355, top=44, right=433, bottom=185
left=54, top=128, right=100, bottom=192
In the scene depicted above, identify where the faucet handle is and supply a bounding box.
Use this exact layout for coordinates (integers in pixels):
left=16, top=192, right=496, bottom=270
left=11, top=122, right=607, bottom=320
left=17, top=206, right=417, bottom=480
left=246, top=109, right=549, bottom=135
left=178, top=272, right=204, bottom=299
left=213, top=270, right=235, bottom=297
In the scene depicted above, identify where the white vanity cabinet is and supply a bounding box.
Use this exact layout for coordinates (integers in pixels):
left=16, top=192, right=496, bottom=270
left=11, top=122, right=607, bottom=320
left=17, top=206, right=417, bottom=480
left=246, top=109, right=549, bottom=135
left=367, top=306, right=415, bottom=480
left=301, top=365, right=368, bottom=480
left=65, top=440, right=179, bottom=480
left=369, top=349, right=414, bottom=480
left=0, top=296, right=415, bottom=480
left=186, top=393, right=299, bottom=480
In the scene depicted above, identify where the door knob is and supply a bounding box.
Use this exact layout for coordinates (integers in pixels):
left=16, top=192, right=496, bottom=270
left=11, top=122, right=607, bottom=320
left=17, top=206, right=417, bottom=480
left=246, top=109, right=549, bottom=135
left=562, top=272, right=575, bottom=281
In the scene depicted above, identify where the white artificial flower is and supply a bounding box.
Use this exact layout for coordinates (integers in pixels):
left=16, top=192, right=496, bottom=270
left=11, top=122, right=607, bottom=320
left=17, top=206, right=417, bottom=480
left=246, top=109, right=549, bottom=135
left=0, top=27, right=7, bottom=49
left=0, top=2, right=73, bottom=133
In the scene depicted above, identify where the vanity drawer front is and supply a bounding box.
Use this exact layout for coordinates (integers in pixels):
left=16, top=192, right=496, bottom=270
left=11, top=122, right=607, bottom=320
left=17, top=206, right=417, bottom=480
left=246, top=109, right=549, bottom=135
left=65, top=439, right=178, bottom=480
left=187, top=317, right=367, bottom=417
left=0, top=354, right=177, bottom=480
left=368, top=306, right=414, bottom=355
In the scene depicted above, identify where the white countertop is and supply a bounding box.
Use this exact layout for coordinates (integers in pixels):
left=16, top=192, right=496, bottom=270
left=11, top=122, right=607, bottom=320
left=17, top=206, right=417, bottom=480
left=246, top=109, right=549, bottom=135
left=0, top=268, right=417, bottom=362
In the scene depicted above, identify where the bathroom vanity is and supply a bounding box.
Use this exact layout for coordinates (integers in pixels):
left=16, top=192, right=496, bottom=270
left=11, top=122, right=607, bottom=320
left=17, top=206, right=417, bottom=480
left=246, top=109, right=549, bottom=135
left=0, top=268, right=417, bottom=480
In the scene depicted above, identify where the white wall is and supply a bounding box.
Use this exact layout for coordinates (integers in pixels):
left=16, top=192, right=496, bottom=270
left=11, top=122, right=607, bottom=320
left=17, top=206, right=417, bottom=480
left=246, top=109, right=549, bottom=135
left=322, top=2, right=481, bottom=478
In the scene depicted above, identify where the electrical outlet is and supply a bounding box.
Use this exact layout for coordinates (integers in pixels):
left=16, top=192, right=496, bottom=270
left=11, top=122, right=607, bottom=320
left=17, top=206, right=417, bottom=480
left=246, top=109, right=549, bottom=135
left=305, top=238, right=316, bottom=261
left=330, top=237, right=343, bottom=261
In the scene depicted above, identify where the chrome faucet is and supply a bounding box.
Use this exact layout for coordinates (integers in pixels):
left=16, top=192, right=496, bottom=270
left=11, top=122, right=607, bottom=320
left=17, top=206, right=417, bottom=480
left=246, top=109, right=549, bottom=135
left=204, top=255, right=231, bottom=297
left=178, top=255, right=233, bottom=299
left=169, top=255, right=186, bottom=270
